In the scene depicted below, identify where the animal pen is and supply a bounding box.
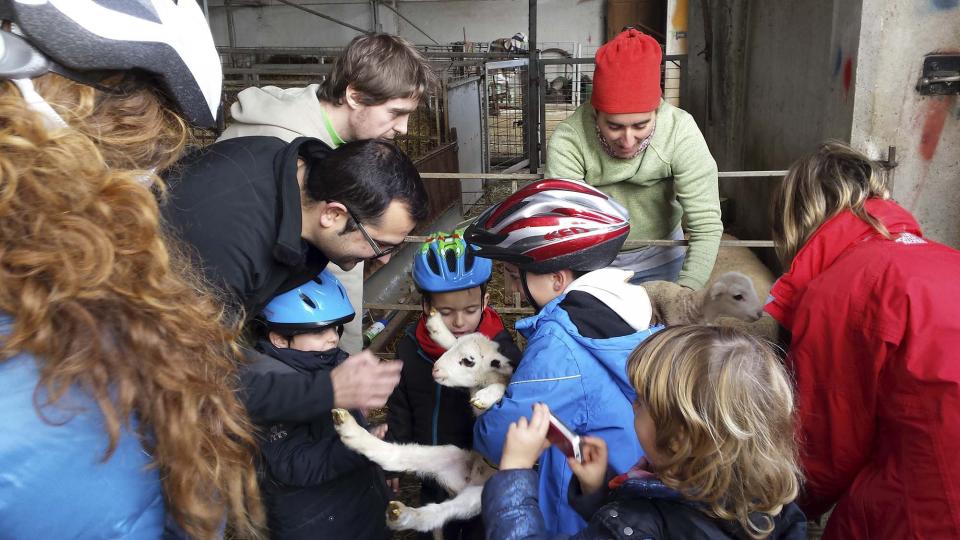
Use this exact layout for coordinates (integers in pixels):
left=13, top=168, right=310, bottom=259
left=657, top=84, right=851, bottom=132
left=205, top=42, right=802, bottom=355
left=204, top=33, right=894, bottom=540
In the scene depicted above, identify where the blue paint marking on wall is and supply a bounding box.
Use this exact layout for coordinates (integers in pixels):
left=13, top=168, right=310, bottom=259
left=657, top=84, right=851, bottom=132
left=834, top=48, right=843, bottom=76
left=932, top=0, right=958, bottom=10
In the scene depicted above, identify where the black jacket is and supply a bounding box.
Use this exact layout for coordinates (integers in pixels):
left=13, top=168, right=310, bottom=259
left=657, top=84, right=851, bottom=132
left=250, top=341, right=390, bottom=540
left=386, top=323, right=522, bottom=449
left=483, top=469, right=808, bottom=540
left=162, top=136, right=337, bottom=424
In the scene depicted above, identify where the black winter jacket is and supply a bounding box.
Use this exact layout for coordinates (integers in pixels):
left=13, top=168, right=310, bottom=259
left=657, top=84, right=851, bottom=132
left=386, top=323, right=522, bottom=449
left=483, top=469, right=807, bottom=540
left=162, top=136, right=338, bottom=424
left=250, top=340, right=390, bottom=540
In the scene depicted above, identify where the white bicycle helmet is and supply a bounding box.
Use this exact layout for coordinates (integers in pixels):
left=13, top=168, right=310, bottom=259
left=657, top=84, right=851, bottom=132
left=0, top=0, right=223, bottom=128
left=464, top=179, right=631, bottom=273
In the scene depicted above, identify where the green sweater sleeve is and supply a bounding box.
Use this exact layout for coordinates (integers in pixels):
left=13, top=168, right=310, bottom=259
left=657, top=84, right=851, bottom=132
left=544, top=122, right=586, bottom=180
left=672, top=115, right=722, bottom=289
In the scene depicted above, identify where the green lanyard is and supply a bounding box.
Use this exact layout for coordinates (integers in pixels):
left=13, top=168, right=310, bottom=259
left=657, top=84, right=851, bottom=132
left=320, top=106, right=345, bottom=148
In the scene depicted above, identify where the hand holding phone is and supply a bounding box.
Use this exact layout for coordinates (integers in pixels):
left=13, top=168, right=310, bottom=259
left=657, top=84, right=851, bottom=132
left=545, top=411, right=583, bottom=463
left=500, top=403, right=552, bottom=470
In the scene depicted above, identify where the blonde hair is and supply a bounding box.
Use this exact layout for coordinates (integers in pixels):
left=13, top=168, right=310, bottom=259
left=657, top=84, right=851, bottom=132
left=626, top=326, right=800, bottom=539
left=0, top=75, right=263, bottom=539
left=772, top=140, right=891, bottom=266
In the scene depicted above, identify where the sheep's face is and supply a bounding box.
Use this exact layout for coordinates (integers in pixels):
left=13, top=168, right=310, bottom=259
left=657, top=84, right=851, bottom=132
left=706, top=271, right=764, bottom=322
left=432, top=333, right=513, bottom=388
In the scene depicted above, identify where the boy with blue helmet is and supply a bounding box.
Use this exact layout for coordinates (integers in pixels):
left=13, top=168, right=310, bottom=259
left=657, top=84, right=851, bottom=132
left=251, top=269, right=391, bottom=540
left=387, top=230, right=521, bottom=540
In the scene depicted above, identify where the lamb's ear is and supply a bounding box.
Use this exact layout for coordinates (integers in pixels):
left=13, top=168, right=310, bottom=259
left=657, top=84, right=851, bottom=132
left=489, top=353, right=514, bottom=374
left=708, top=279, right=729, bottom=300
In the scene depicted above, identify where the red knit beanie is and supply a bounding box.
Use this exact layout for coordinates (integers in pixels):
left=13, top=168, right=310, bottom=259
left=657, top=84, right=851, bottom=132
left=591, top=29, right=662, bottom=114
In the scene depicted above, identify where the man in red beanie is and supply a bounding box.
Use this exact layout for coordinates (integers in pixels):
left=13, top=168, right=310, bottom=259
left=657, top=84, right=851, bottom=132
left=545, top=29, right=721, bottom=291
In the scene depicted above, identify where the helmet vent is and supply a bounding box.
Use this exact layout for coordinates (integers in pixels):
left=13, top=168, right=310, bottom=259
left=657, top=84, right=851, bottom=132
left=299, top=293, right=317, bottom=309
left=444, top=249, right=458, bottom=273
left=427, top=251, right=442, bottom=276
left=464, top=250, right=476, bottom=272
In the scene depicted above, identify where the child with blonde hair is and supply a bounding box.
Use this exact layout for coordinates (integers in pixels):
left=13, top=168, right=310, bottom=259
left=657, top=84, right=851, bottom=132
left=482, top=326, right=807, bottom=539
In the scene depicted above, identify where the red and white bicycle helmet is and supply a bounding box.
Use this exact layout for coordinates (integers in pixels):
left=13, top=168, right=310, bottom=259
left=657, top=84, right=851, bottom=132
left=464, top=179, right=630, bottom=273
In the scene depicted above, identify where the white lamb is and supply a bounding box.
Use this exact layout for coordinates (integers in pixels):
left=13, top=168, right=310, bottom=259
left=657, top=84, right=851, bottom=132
left=331, top=309, right=511, bottom=535
left=641, top=270, right=765, bottom=326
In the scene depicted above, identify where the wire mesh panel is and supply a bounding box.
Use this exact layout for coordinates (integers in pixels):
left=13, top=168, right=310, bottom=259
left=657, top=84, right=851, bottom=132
left=484, top=59, right=529, bottom=171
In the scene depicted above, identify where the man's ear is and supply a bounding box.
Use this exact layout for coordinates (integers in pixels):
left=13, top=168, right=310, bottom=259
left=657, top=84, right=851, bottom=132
left=344, top=84, right=364, bottom=110
left=318, top=201, right=349, bottom=230
left=482, top=291, right=491, bottom=310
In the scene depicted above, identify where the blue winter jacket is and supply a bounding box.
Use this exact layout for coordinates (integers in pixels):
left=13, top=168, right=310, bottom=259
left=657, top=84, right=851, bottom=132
left=473, top=275, right=661, bottom=535
left=0, top=318, right=166, bottom=538
left=481, top=469, right=809, bottom=540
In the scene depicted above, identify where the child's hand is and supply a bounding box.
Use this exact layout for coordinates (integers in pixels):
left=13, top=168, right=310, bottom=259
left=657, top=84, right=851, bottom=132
left=499, top=403, right=551, bottom=470
left=568, top=435, right=608, bottom=496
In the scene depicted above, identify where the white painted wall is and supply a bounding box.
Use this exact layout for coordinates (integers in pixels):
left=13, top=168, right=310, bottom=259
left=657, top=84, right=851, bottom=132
left=208, top=1, right=397, bottom=47
left=852, top=0, right=960, bottom=247
left=392, top=0, right=604, bottom=49
left=207, top=0, right=604, bottom=50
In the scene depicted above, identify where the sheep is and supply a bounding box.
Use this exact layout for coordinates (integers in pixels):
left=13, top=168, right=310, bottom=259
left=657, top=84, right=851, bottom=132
left=641, top=271, right=765, bottom=326
left=708, top=234, right=779, bottom=341
left=331, top=309, right=511, bottom=534
left=640, top=233, right=779, bottom=341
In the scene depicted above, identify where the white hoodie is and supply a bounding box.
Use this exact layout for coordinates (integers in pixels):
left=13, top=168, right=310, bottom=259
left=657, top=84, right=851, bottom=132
left=564, top=268, right=653, bottom=331
left=217, top=84, right=335, bottom=146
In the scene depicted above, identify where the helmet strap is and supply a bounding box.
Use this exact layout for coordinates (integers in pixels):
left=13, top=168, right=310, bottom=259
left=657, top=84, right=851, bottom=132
left=519, top=270, right=541, bottom=313
left=11, top=78, right=67, bottom=129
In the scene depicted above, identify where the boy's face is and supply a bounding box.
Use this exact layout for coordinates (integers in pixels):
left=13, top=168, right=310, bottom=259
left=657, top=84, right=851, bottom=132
left=633, top=399, right=664, bottom=467
left=270, top=326, right=340, bottom=352
left=425, top=287, right=488, bottom=338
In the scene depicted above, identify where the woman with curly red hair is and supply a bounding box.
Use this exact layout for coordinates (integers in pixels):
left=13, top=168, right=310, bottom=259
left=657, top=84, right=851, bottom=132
left=0, top=2, right=263, bottom=538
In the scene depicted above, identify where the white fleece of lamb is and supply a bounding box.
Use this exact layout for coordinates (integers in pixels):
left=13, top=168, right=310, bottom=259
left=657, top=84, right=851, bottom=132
left=565, top=268, right=652, bottom=331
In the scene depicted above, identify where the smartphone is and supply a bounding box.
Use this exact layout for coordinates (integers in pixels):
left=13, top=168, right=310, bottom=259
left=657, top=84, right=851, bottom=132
left=546, top=411, right=583, bottom=463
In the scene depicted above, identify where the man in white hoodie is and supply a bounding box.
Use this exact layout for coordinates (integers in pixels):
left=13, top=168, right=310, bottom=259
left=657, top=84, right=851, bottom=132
left=219, top=33, right=438, bottom=352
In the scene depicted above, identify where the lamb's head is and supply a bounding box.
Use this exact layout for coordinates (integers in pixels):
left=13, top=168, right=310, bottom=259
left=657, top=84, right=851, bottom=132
left=432, top=333, right=513, bottom=389
left=702, top=271, right=764, bottom=323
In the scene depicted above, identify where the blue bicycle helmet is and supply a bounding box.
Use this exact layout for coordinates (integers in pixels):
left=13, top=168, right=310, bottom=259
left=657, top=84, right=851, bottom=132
left=261, top=270, right=355, bottom=333
left=413, top=229, right=492, bottom=293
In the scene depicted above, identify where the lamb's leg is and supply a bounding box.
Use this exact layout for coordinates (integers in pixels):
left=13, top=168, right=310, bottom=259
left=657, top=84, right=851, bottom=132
left=425, top=309, right=457, bottom=350
left=386, top=485, right=483, bottom=532
left=332, top=409, right=471, bottom=491
left=469, top=383, right=505, bottom=412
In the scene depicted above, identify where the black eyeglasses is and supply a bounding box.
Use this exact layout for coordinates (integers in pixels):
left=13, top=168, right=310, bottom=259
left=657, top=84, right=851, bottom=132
left=344, top=206, right=404, bottom=258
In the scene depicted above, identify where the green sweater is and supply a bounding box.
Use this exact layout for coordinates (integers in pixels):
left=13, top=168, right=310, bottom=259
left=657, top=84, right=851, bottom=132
left=544, top=101, right=722, bottom=289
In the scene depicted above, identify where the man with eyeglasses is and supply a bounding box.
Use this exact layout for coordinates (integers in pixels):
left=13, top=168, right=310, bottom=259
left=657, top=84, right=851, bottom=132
left=162, top=137, right=428, bottom=424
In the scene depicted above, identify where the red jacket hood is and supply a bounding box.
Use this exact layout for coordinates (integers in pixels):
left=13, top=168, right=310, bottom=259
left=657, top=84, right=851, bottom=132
left=764, top=199, right=921, bottom=331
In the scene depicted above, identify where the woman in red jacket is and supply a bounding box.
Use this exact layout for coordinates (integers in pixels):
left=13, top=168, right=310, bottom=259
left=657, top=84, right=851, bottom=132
left=765, top=141, right=960, bottom=539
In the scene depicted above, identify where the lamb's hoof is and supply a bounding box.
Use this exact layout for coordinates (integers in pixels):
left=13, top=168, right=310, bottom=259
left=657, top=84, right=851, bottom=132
left=387, top=500, right=405, bottom=522
left=469, top=396, right=487, bottom=410
left=386, top=500, right=415, bottom=530
left=470, top=386, right=504, bottom=411
left=331, top=408, right=351, bottom=426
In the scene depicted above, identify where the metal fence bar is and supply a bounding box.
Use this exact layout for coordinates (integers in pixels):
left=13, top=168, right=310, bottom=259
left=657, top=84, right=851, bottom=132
left=398, top=236, right=775, bottom=248
left=418, top=171, right=787, bottom=180
left=367, top=302, right=534, bottom=315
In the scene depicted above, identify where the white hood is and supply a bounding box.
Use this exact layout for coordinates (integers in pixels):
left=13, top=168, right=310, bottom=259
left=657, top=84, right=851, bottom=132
left=218, top=84, right=331, bottom=145
left=565, top=268, right=652, bottom=331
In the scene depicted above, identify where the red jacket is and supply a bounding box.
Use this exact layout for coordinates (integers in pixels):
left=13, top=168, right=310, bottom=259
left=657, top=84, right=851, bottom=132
left=765, top=199, right=960, bottom=540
